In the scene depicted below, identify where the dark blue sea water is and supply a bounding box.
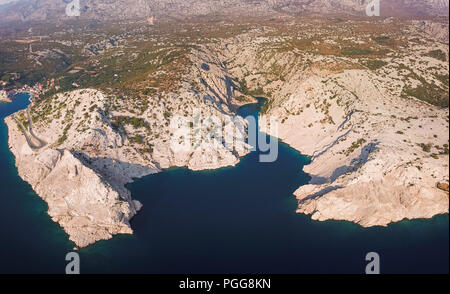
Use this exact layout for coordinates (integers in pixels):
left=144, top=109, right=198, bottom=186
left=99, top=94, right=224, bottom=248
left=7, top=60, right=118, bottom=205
left=0, top=94, right=448, bottom=274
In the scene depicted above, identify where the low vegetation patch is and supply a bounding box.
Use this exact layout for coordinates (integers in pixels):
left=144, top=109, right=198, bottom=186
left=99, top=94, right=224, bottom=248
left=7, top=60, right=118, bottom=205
left=424, top=50, right=447, bottom=62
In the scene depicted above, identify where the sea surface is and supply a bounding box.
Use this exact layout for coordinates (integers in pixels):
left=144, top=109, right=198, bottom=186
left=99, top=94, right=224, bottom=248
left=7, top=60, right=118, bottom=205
left=0, top=94, right=448, bottom=274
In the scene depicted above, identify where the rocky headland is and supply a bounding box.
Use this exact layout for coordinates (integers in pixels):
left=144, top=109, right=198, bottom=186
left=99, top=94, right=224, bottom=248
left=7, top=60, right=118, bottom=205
left=5, top=50, right=253, bottom=247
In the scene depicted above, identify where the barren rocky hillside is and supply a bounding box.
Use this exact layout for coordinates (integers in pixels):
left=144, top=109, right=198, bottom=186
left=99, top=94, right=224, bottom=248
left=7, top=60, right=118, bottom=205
left=220, top=19, right=449, bottom=227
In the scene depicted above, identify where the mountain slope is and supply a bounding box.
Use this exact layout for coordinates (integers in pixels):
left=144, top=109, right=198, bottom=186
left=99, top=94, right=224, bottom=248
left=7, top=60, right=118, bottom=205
left=0, top=0, right=448, bottom=23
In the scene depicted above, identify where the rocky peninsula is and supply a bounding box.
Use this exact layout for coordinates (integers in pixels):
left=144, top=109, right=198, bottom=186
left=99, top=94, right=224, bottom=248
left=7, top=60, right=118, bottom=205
left=5, top=51, right=253, bottom=247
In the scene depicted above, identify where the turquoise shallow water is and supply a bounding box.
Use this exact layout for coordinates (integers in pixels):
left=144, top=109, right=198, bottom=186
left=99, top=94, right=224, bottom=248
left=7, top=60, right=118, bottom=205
left=0, top=95, right=448, bottom=274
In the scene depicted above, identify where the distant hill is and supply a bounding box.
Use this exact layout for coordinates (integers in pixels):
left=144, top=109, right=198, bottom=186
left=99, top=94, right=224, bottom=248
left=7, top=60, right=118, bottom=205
left=0, top=0, right=448, bottom=23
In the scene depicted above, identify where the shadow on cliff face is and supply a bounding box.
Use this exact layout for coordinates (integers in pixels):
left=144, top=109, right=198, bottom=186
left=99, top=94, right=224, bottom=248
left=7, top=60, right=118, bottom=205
left=73, top=152, right=159, bottom=183
left=200, top=72, right=241, bottom=114
left=300, top=185, right=344, bottom=202
left=200, top=78, right=228, bottom=115
left=309, top=141, right=380, bottom=186
left=311, top=128, right=354, bottom=162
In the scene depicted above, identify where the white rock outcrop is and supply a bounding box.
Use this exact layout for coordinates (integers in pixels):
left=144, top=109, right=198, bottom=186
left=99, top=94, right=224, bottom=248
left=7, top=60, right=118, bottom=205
left=5, top=119, right=142, bottom=247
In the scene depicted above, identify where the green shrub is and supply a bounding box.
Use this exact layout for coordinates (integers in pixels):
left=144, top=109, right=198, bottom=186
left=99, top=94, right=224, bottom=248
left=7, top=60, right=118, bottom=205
left=424, top=50, right=447, bottom=62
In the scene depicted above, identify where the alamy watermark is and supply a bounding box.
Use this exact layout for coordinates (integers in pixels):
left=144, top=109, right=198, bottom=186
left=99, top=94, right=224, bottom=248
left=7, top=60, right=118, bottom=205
left=366, top=0, right=380, bottom=17
left=65, top=0, right=81, bottom=17
left=365, top=252, right=380, bottom=274
left=65, top=252, right=80, bottom=274
left=65, top=0, right=380, bottom=18
left=170, top=110, right=279, bottom=163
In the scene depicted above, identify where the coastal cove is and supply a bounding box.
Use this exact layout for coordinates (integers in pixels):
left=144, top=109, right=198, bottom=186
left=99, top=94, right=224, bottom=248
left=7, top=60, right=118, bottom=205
left=0, top=94, right=448, bottom=273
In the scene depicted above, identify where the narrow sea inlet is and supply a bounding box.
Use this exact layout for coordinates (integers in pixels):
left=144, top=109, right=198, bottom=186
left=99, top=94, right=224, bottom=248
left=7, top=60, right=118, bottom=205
left=0, top=95, right=448, bottom=273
